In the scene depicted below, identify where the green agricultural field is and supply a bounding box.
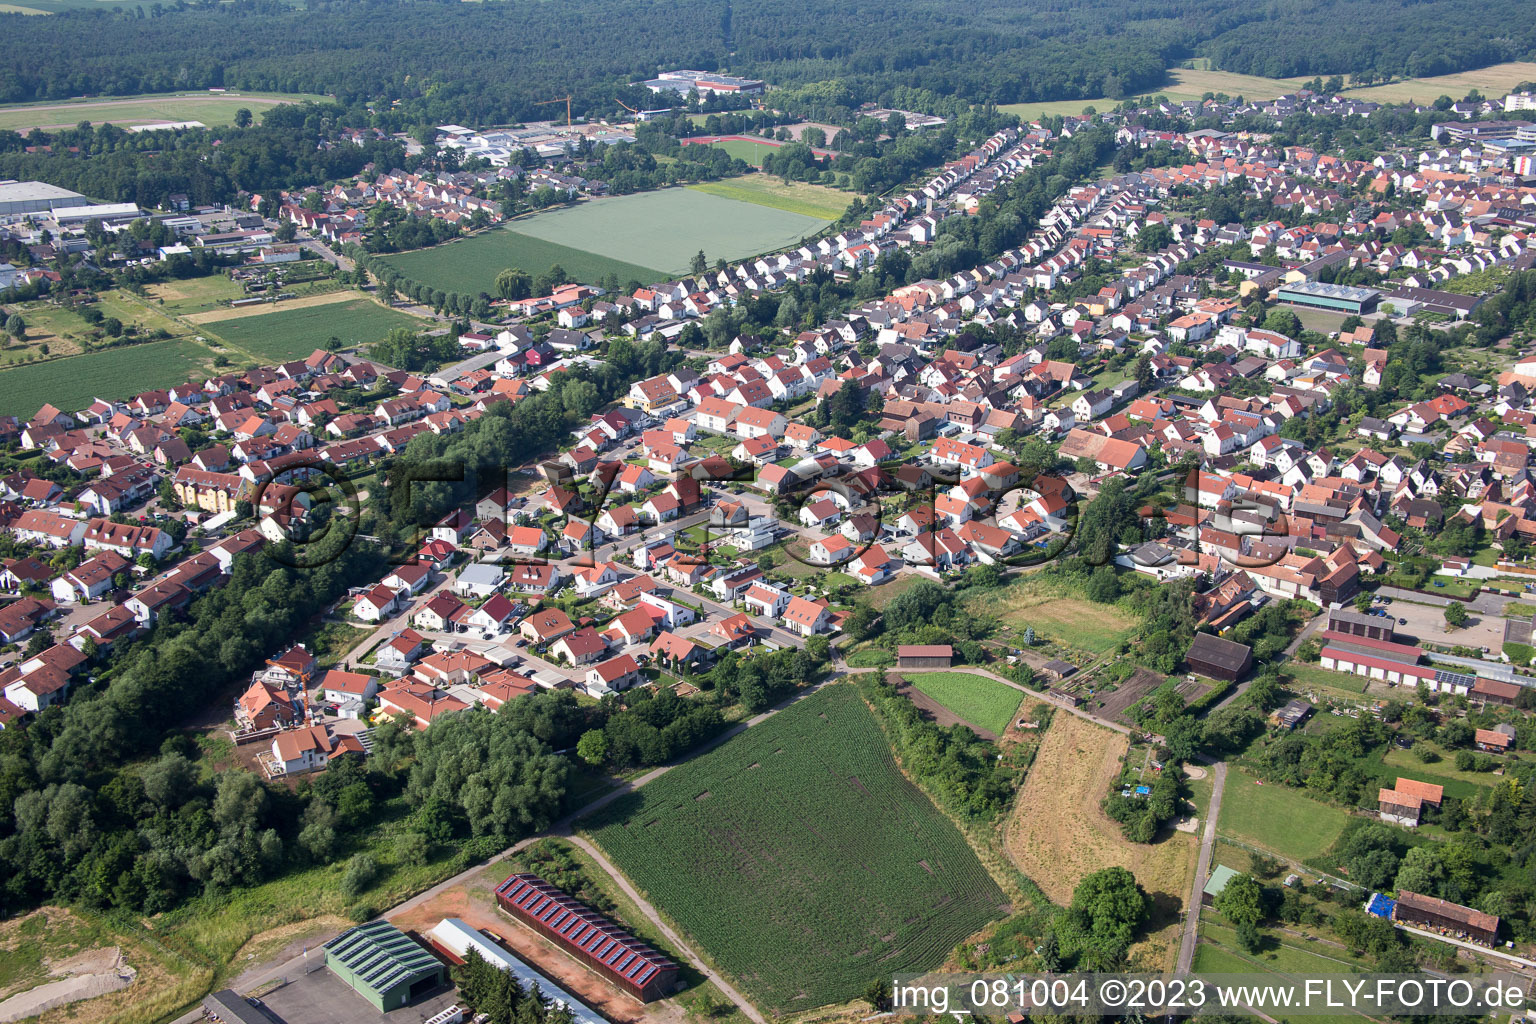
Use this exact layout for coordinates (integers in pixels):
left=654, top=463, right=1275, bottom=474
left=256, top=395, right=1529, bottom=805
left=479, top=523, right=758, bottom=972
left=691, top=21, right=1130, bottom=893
left=204, top=298, right=428, bottom=362
left=586, top=684, right=1006, bottom=1013
left=382, top=188, right=829, bottom=289
left=0, top=90, right=324, bottom=132
left=377, top=228, right=668, bottom=295
left=1217, top=769, right=1351, bottom=864
left=903, top=671, right=1024, bottom=736
left=0, top=338, right=211, bottom=418
left=509, top=189, right=829, bottom=277
left=688, top=176, right=853, bottom=221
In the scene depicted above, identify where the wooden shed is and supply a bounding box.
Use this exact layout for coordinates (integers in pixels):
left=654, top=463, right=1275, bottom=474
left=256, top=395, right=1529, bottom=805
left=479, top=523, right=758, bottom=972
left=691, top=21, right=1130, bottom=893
left=897, top=644, right=953, bottom=669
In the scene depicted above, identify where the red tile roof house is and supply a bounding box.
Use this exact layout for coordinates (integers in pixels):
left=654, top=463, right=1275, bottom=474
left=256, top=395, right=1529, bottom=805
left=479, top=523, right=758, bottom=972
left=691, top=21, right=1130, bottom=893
left=519, top=608, right=576, bottom=644
left=267, top=723, right=365, bottom=776
left=551, top=627, right=609, bottom=666
left=353, top=582, right=406, bottom=623
left=317, top=669, right=380, bottom=706
left=375, top=681, right=469, bottom=730
left=235, top=680, right=302, bottom=732
left=781, top=596, right=832, bottom=636
left=585, top=653, right=641, bottom=696
left=711, top=612, right=757, bottom=648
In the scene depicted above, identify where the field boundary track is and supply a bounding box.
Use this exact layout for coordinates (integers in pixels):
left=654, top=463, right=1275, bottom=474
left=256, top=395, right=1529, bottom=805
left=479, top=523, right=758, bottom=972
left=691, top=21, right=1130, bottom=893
left=184, top=289, right=359, bottom=324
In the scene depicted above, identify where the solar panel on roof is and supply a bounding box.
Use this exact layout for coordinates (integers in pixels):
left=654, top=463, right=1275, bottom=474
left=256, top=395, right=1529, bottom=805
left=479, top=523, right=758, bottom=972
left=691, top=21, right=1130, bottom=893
left=1435, top=669, right=1476, bottom=689
left=634, top=966, right=658, bottom=986
left=625, top=958, right=650, bottom=979
left=614, top=952, right=637, bottom=973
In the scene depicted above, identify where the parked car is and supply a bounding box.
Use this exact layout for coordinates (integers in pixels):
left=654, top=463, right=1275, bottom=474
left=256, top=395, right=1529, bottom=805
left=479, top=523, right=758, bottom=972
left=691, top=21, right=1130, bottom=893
left=1398, top=617, right=1408, bottom=625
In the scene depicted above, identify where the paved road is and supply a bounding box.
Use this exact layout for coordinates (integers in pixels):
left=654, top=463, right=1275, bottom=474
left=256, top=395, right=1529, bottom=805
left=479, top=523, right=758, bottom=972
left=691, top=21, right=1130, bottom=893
left=1175, top=761, right=1228, bottom=974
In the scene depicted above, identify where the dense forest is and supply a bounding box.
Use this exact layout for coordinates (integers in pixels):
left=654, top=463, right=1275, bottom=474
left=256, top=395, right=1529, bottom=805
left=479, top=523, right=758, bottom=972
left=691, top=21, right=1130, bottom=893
left=0, top=105, right=404, bottom=209
left=0, top=0, right=1531, bottom=124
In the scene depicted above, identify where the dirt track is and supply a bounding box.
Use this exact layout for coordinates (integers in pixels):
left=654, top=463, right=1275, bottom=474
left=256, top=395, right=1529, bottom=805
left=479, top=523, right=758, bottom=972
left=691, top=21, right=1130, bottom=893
left=184, top=290, right=357, bottom=324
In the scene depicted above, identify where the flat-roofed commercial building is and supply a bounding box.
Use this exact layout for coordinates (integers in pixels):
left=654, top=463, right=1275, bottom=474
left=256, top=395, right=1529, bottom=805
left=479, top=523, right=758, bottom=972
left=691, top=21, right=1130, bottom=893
left=0, top=180, right=87, bottom=217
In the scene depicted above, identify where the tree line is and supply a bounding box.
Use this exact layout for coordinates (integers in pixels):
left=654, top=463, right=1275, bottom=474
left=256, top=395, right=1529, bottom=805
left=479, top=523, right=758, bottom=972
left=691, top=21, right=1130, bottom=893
left=1, top=0, right=1528, bottom=125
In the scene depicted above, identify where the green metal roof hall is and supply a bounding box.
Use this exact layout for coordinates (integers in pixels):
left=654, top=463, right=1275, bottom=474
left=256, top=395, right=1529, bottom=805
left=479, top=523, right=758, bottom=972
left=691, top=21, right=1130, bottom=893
left=323, top=920, right=447, bottom=1011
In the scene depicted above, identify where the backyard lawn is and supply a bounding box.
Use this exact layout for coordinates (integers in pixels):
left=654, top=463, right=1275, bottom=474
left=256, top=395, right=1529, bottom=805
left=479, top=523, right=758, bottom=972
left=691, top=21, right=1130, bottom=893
left=1217, top=769, right=1351, bottom=864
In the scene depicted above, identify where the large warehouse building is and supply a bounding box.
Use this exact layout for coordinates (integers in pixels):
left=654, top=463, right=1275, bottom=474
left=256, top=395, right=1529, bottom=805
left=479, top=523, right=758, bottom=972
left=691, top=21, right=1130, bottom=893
left=0, top=180, right=87, bottom=217
left=495, top=873, right=679, bottom=1002
left=426, top=918, right=607, bottom=1024
left=1274, top=280, right=1380, bottom=315
left=322, top=920, right=448, bottom=1011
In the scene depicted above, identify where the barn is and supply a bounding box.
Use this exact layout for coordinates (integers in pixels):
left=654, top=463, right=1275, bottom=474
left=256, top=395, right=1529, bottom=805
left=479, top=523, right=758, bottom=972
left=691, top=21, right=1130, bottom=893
left=1184, top=633, right=1253, bottom=682
left=495, top=873, right=680, bottom=1002
left=1393, top=890, right=1500, bottom=945
left=897, top=644, right=953, bottom=669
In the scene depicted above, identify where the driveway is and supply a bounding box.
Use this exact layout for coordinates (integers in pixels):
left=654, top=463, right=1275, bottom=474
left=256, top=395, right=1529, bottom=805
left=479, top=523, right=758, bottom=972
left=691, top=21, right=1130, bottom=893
left=1175, top=761, right=1227, bottom=974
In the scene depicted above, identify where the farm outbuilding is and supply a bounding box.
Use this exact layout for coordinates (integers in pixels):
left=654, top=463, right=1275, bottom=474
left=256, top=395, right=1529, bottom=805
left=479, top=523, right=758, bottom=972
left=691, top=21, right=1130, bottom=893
left=323, top=920, right=448, bottom=1011
left=1201, top=864, right=1240, bottom=906
left=897, top=644, right=953, bottom=669
left=1393, top=890, right=1499, bottom=944
left=1185, top=633, right=1252, bottom=682
left=495, top=873, right=680, bottom=1002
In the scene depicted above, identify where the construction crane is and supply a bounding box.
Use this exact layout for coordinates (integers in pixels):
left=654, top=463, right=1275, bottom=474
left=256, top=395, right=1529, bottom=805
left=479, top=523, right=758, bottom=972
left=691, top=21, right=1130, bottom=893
left=534, top=94, right=574, bottom=127
left=615, top=96, right=641, bottom=115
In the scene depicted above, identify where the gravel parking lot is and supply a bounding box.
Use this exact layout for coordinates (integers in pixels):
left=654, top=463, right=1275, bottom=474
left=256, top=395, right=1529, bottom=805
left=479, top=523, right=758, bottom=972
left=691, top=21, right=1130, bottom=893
left=259, top=962, right=458, bottom=1024
left=1386, top=595, right=1505, bottom=652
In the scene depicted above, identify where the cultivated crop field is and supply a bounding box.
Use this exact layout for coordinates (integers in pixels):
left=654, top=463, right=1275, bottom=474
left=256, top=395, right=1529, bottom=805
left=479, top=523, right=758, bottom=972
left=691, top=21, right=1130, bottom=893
left=1005, top=715, right=1194, bottom=969
left=377, top=228, right=668, bottom=296
left=1342, top=61, right=1536, bottom=104
left=586, top=684, right=1007, bottom=1013
left=903, top=671, right=1024, bottom=736
left=1217, top=769, right=1350, bottom=864
left=688, top=177, right=853, bottom=221
left=203, top=297, right=428, bottom=362
left=0, top=90, right=322, bottom=132
left=0, top=338, right=211, bottom=418
left=510, top=189, right=829, bottom=277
